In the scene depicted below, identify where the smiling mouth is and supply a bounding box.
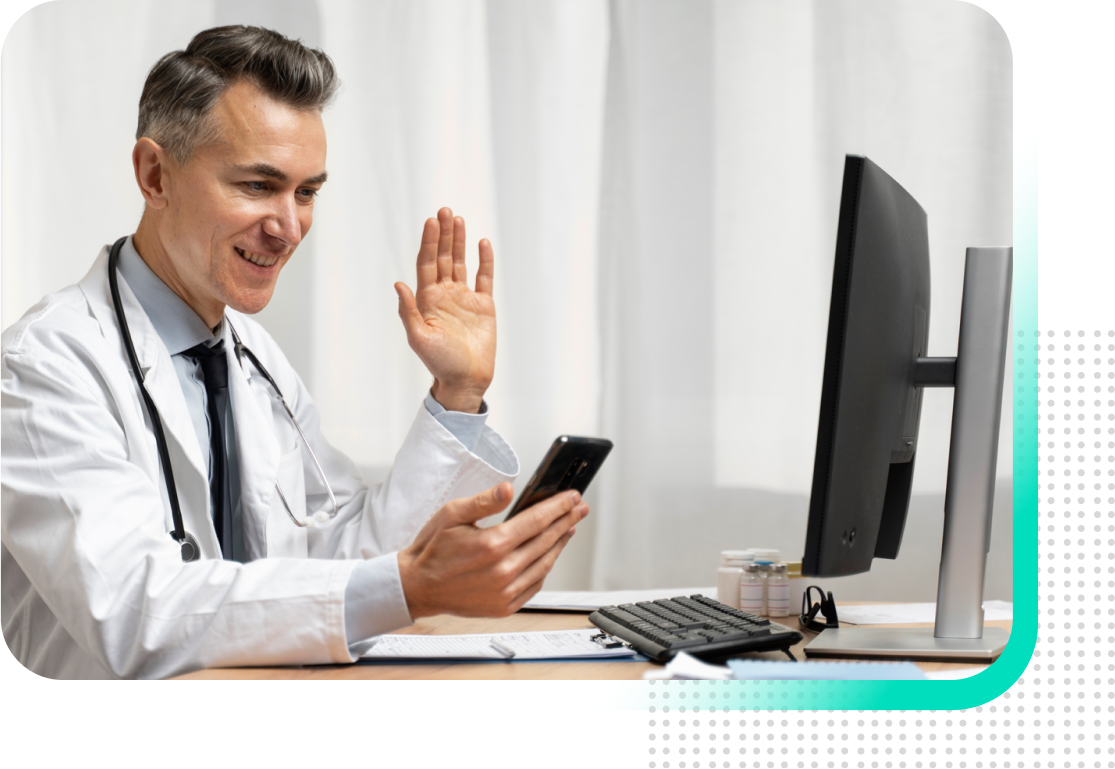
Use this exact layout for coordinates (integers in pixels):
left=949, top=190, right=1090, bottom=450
left=235, top=247, right=281, bottom=267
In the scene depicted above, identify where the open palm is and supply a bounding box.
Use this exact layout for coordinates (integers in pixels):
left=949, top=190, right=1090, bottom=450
left=395, top=208, right=496, bottom=414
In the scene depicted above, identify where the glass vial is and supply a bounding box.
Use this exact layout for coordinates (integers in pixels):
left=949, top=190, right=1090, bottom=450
left=739, top=563, right=764, bottom=614
left=767, top=563, right=790, bottom=617
left=754, top=561, right=772, bottom=615
left=717, top=550, right=752, bottom=609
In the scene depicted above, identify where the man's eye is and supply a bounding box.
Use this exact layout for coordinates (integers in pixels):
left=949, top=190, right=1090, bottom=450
left=245, top=181, right=269, bottom=192
left=297, top=188, right=319, bottom=200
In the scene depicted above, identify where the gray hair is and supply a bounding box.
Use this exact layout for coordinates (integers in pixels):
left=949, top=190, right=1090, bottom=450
left=136, top=25, right=338, bottom=165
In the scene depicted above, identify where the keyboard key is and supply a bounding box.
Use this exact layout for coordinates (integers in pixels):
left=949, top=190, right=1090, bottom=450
left=664, top=637, right=706, bottom=649
left=607, top=609, right=644, bottom=628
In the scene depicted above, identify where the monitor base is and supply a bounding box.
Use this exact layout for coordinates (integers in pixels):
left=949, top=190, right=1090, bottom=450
left=803, top=627, right=1009, bottom=663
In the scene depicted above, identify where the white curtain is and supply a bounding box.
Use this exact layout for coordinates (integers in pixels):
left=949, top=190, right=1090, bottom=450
left=1, top=0, right=1012, bottom=601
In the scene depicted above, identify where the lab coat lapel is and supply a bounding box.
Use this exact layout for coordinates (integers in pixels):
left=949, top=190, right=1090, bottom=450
left=222, top=322, right=281, bottom=558
left=79, top=246, right=219, bottom=556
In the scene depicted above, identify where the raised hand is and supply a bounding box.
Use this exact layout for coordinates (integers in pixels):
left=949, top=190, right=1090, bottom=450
left=394, top=207, right=495, bottom=414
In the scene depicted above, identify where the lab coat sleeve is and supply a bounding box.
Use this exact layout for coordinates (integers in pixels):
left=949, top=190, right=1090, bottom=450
left=1, top=319, right=362, bottom=679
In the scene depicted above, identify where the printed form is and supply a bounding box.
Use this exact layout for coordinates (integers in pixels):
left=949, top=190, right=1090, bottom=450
left=359, top=628, right=637, bottom=661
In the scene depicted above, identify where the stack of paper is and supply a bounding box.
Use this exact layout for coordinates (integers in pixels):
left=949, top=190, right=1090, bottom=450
left=524, top=587, right=719, bottom=611
left=359, top=628, right=637, bottom=661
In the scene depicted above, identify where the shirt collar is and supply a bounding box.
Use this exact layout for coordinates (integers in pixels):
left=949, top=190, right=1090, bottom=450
left=117, top=235, right=222, bottom=354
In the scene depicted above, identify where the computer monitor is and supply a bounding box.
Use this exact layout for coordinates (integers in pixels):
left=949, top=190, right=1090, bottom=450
left=802, top=155, right=1012, bottom=661
left=803, top=155, right=930, bottom=578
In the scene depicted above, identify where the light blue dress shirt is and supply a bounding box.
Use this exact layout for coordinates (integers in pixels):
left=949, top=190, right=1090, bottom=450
left=117, top=236, right=490, bottom=644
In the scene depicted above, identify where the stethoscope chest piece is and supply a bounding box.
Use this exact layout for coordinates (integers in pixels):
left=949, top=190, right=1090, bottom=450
left=177, top=532, right=201, bottom=562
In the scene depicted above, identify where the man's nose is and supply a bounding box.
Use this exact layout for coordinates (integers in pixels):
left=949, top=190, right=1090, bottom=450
left=261, top=195, right=302, bottom=246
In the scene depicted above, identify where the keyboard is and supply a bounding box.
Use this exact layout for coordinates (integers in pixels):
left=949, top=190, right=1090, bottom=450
left=589, top=595, right=804, bottom=662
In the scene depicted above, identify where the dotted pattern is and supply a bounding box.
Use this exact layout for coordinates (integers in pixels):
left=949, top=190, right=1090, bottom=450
left=641, top=330, right=1115, bottom=769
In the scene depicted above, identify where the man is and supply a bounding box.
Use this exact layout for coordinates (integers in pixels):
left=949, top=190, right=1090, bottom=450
left=1, top=26, right=586, bottom=679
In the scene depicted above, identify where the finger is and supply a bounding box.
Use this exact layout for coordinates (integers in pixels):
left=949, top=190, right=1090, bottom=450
left=436, top=207, right=454, bottom=282
left=452, top=216, right=467, bottom=283
left=394, top=282, right=423, bottom=341
left=444, top=482, right=514, bottom=526
left=508, top=502, right=586, bottom=571
left=416, top=218, right=440, bottom=291
left=508, top=574, right=549, bottom=614
left=475, top=238, right=494, bottom=295
left=500, top=489, right=581, bottom=544
left=506, top=528, right=576, bottom=602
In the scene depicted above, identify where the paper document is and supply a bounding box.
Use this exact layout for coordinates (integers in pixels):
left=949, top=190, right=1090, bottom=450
left=728, top=659, right=927, bottom=680
left=836, top=600, right=1012, bottom=625
left=359, top=628, right=637, bottom=661
left=525, top=587, right=720, bottom=612
left=643, top=652, right=734, bottom=681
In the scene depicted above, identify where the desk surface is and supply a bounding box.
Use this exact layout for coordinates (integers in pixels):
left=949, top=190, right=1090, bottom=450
left=174, top=607, right=1013, bottom=680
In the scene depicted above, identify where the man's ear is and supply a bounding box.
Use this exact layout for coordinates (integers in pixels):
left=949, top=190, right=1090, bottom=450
left=133, top=138, right=172, bottom=210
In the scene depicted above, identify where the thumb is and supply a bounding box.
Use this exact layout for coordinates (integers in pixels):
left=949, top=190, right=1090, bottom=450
left=446, top=482, right=514, bottom=526
left=394, top=282, right=423, bottom=338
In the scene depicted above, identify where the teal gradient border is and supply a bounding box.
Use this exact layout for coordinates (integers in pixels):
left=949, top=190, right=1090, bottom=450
left=622, top=118, right=1039, bottom=715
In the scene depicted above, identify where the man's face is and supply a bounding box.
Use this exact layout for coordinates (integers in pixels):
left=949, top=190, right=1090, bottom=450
left=159, top=79, right=327, bottom=317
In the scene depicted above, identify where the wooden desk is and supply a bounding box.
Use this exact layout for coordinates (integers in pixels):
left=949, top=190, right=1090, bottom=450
left=174, top=607, right=1012, bottom=680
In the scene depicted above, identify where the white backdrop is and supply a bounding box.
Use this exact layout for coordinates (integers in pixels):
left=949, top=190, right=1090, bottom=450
left=1, top=0, right=1012, bottom=600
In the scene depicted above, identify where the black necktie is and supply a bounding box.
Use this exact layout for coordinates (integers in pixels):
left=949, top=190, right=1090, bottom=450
left=183, top=339, right=235, bottom=560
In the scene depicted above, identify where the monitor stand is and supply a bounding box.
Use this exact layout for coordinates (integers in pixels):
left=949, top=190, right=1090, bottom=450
left=805, top=246, right=1013, bottom=663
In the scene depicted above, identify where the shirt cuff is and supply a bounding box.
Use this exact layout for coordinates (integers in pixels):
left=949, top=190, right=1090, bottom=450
left=423, top=390, right=489, bottom=453
left=343, top=553, right=414, bottom=646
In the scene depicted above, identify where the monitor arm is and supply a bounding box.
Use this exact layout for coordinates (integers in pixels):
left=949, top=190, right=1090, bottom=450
left=915, top=357, right=957, bottom=387
left=932, top=246, right=1013, bottom=640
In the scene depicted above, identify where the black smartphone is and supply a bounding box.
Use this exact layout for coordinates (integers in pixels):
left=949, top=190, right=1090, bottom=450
left=503, top=436, right=614, bottom=521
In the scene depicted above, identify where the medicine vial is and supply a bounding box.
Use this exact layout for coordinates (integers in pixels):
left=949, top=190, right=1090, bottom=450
left=717, top=550, right=752, bottom=609
left=784, top=560, right=807, bottom=618
left=739, top=563, right=764, bottom=614
left=767, top=563, right=790, bottom=617
left=754, top=561, right=773, bottom=615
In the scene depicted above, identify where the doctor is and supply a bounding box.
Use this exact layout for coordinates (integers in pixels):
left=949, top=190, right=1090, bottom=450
left=1, top=26, right=587, bottom=679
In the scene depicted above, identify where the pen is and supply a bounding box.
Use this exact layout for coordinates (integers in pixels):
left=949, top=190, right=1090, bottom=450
left=489, top=639, right=517, bottom=658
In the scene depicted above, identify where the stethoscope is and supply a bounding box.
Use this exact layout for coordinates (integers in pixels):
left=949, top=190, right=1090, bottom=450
left=107, top=236, right=338, bottom=562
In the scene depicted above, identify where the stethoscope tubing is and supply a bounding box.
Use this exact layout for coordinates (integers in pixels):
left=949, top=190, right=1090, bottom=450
left=108, top=236, right=199, bottom=561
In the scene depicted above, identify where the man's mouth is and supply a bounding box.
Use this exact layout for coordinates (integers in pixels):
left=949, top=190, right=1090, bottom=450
left=235, top=247, right=281, bottom=267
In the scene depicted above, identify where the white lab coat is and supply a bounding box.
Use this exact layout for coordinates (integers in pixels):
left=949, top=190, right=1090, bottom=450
left=1, top=246, right=518, bottom=679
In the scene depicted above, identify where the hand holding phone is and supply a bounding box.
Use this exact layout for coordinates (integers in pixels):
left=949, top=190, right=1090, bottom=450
left=504, top=436, right=614, bottom=521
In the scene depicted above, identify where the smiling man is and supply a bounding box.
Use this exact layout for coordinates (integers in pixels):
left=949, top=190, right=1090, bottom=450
left=0, top=26, right=586, bottom=679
